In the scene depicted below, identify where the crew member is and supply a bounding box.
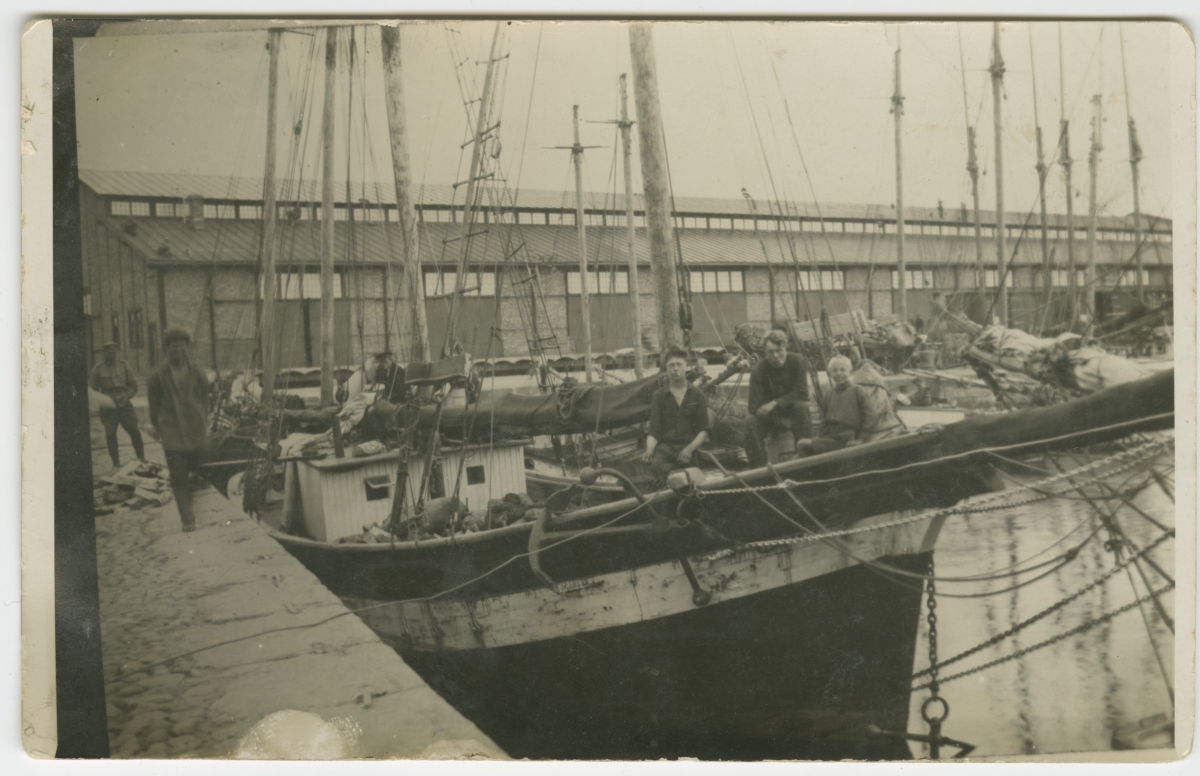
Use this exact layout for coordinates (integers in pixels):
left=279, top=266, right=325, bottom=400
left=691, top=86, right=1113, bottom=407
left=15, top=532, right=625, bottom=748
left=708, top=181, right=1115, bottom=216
left=372, top=351, right=409, bottom=404
left=90, top=341, right=146, bottom=469
left=148, top=329, right=210, bottom=533
left=746, top=330, right=811, bottom=467
left=796, top=355, right=904, bottom=456
left=642, top=347, right=711, bottom=483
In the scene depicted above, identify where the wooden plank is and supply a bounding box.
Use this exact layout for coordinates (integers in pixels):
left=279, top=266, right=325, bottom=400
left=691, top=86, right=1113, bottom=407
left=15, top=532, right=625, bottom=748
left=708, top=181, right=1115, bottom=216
left=345, top=508, right=938, bottom=652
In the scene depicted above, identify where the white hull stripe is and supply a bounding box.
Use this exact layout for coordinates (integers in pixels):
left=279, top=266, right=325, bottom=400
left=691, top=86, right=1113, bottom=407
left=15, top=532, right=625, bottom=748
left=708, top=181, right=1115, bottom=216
left=343, top=509, right=944, bottom=652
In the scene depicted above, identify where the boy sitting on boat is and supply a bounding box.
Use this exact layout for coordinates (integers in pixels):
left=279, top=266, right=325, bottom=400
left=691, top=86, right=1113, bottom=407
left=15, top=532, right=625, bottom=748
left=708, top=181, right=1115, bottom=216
left=642, top=347, right=711, bottom=483
left=795, top=355, right=904, bottom=457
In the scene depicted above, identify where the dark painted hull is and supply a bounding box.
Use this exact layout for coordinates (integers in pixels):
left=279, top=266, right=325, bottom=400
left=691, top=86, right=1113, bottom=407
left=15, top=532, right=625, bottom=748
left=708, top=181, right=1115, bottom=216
left=390, top=552, right=928, bottom=761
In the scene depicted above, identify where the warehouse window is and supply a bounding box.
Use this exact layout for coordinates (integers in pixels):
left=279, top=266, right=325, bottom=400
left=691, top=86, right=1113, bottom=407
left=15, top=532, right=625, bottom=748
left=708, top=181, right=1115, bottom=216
left=110, top=200, right=132, bottom=216
left=264, top=272, right=344, bottom=300
left=689, top=270, right=744, bottom=293
left=1118, top=270, right=1151, bottom=287
left=797, top=270, right=844, bottom=291
left=981, top=269, right=1010, bottom=288
left=154, top=202, right=180, bottom=218
left=204, top=204, right=236, bottom=219
left=239, top=204, right=263, bottom=220
left=567, top=269, right=630, bottom=295
left=127, top=310, right=144, bottom=348
left=423, top=270, right=496, bottom=298
left=890, top=270, right=934, bottom=289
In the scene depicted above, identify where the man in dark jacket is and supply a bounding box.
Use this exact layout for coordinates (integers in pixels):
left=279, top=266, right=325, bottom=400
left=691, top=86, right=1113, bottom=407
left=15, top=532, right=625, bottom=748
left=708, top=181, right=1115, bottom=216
left=90, top=341, right=145, bottom=469
left=642, top=347, right=711, bottom=483
left=746, top=330, right=811, bottom=467
left=147, top=328, right=210, bottom=533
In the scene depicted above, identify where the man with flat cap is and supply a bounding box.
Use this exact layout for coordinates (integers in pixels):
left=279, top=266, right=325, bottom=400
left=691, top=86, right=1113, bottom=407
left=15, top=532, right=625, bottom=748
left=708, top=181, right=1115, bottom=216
left=90, top=340, right=145, bottom=469
left=148, top=328, right=210, bottom=533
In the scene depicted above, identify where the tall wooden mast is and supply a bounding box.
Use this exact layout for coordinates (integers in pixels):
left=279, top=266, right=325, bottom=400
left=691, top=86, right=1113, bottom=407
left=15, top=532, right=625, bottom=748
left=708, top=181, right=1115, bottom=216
left=1030, top=25, right=1052, bottom=326
left=629, top=22, right=684, bottom=355
left=990, top=23, right=1009, bottom=326
left=618, top=74, right=645, bottom=378
left=571, top=105, right=594, bottom=383
left=445, top=22, right=502, bottom=358
left=1120, top=25, right=1146, bottom=303
left=892, top=30, right=907, bottom=321
left=959, top=26, right=985, bottom=321
left=1059, top=24, right=1078, bottom=327
left=380, top=24, right=431, bottom=363
left=319, top=27, right=338, bottom=406
left=259, top=28, right=281, bottom=409
left=1086, top=92, right=1103, bottom=323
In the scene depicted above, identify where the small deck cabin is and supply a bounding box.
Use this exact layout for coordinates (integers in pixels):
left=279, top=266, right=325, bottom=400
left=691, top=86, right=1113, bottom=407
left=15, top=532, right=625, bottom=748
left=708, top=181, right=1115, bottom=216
left=283, top=440, right=528, bottom=543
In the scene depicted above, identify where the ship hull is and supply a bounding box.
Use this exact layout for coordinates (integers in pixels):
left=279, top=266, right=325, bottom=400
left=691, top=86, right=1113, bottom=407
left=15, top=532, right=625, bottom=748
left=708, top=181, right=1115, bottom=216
left=387, top=552, right=928, bottom=760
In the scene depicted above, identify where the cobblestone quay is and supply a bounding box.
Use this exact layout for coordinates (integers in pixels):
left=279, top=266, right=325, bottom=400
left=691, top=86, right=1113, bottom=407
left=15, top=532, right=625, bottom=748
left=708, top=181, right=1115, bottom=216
left=92, top=435, right=504, bottom=759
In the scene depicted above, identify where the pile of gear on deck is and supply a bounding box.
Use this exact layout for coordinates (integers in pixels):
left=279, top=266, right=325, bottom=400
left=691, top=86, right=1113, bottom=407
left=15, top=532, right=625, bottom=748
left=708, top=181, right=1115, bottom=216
left=93, top=460, right=173, bottom=515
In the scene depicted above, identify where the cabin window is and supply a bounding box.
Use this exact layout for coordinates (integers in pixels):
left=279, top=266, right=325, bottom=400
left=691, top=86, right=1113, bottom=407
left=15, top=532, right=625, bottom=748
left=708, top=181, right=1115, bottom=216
left=466, top=466, right=486, bottom=486
left=689, top=270, right=744, bottom=294
left=567, top=269, right=629, bottom=295
left=891, top=270, right=934, bottom=290
left=363, top=475, right=391, bottom=502
left=796, top=270, right=844, bottom=292
left=423, top=270, right=496, bottom=298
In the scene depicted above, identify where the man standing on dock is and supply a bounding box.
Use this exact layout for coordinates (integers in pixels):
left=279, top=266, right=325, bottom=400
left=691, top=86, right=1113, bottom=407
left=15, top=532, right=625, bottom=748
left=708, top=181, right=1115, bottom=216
left=91, top=340, right=146, bottom=470
left=148, top=328, right=210, bottom=533
left=746, top=330, right=812, bottom=467
left=643, top=347, right=711, bottom=483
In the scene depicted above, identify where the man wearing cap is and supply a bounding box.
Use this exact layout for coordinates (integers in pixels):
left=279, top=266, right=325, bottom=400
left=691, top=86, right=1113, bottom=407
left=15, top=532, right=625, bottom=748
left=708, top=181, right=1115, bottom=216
left=90, top=341, right=146, bottom=469
left=148, top=329, right=210, bottom=533
left=372, top=351, right=409, bottom=404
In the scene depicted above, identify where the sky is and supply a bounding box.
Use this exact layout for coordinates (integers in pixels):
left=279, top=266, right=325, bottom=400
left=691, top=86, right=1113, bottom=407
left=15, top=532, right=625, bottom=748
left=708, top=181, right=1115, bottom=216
left=75, top=20, right=1181, bottom=222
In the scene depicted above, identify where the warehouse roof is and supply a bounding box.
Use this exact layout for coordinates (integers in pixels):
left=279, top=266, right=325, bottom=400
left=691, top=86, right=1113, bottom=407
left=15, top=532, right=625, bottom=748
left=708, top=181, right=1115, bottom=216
left=79, top=168, right=1170, bottom=233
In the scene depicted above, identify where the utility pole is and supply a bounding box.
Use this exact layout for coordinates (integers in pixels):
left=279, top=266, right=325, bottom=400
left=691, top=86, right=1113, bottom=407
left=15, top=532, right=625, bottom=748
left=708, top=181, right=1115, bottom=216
left=990, top=23, right=1009, bottom=326
left=892, top=30, right=907, bottom=321
left=959, top=25, right=985, bottom=321
left=618, top=75, right=645, bottom=378
left=445, top=22, right=502, bottom=358
left=380, top=25, right=431, bottom=363
left=1030, top=25, right=1052, bottom=328
left=319, top=27, right=337, bottom=406
left=259, top=28, right=281, bottom=410
left=1059, top=24, right=1078, bottom=328
left=629, top=22, right=684, bottom=356
left=571, top=106, right=595, bottom=383
left=1120, top=25, right=1145, bottom=303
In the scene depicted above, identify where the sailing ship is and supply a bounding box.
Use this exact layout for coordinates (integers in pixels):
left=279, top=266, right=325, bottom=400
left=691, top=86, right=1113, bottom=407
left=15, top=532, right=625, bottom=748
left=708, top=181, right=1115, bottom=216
left=173, top=21, right=1174, bottom=760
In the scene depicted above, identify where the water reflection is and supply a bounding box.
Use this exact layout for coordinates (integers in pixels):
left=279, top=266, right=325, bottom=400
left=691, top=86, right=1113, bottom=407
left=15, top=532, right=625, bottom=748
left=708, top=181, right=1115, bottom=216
left=907, top=448, right=1176, bottom=758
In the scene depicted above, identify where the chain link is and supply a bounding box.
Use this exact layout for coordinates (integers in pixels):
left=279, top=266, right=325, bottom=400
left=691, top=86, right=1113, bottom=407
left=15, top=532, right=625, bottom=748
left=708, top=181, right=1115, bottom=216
left=913, top=580, right=1176, bottom=691
left=911, top=527, right=1175, bottom=680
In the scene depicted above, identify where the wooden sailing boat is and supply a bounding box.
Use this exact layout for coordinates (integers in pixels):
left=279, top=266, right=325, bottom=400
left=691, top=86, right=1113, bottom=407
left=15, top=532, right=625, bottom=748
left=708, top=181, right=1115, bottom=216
left=248, top=22, right=1176, bottom=761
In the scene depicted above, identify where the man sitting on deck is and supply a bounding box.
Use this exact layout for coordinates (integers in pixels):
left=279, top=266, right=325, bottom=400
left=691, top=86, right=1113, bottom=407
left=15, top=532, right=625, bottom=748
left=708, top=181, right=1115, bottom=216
left=746, top=330, right=812, bottom=467
left=795, top=355, right=904, bottom=457
left=642, top=347, right=711, bottom=484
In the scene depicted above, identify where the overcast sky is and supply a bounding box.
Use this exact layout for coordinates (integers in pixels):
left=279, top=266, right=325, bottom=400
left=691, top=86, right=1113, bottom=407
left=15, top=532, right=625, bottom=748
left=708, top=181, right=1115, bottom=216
left=75, top=20, right=1180, bottom=221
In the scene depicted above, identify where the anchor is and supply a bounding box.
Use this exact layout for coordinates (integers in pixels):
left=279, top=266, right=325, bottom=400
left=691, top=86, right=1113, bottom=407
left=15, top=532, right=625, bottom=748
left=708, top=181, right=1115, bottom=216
left=866, top=697, right=975, bottom=759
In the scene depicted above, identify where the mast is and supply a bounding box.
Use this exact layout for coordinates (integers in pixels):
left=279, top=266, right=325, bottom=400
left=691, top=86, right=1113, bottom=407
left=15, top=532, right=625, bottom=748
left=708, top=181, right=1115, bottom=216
left=380, top=25, right=431, bottom=362
left=892, top=30, right=907, bottom=322
left=319, top=27, right=337, bottom=406
left=1030, top=25, right=1052, bottom=327
left=629, top=22, right=684, bottom=355
left=1120, top=25, right=1145, bottom=303
left=571, top=105, right=595, bottom=384
left=618, top=74, right=645, bottom=378
left=990, top=23, right=1009, bottom=326
left=959, top=26, right=985, bottom=321
left=1087, top=92, right=1102, bottom=323
left=444, top=23, right=502, bottom=358
left=259, top=28, right=281, bottom=409
left=1059, top=24, right=1078, bottom=327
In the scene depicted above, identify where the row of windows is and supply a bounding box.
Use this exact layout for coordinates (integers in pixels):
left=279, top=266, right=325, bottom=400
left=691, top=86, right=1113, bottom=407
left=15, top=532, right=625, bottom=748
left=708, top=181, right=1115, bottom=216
left=423, top=270, right=497, bottom=298
left=107, top=199, right=1172, bottom=244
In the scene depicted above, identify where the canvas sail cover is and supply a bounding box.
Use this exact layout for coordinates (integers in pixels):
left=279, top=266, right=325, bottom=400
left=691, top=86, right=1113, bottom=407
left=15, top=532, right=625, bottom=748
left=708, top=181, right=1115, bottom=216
left=420, top=373, right=667, bottom=438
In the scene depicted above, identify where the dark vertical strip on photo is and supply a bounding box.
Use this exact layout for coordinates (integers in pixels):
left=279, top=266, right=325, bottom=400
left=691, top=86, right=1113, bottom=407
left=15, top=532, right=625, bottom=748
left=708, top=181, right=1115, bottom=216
left=53, top=18, right=110, bottom=758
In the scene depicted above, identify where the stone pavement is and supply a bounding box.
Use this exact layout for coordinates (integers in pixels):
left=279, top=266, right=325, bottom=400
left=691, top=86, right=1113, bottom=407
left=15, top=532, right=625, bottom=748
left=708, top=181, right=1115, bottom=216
left=92, top=431, right=506, bottom=759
